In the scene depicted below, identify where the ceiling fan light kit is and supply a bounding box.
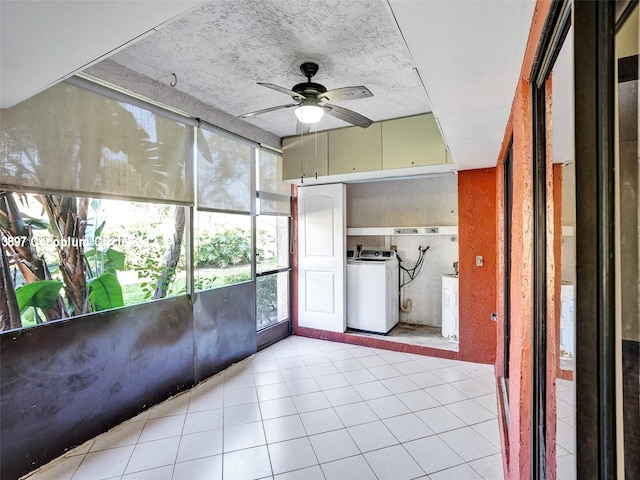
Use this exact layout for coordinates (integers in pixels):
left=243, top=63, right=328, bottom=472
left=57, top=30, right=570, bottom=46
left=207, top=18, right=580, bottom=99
left=295, top=102, right=325, bottom=124
left=240, top=62, right=374, bottom=129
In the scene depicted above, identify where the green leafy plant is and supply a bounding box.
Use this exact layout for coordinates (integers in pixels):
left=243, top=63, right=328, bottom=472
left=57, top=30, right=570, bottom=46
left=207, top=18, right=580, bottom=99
left=85, top=247, right=125, bottom=278
left=193, top=276, right=218, bottom=292
left=196, top=229, right=252, bottom=268
left=15, top=280, right=64, bottom=313
left=88, top=273, right=124, bottom=311
left=84, top=199, right=126, bottom=279
left=222, top=271, right=252, bottom=285
left=257, top=274, right=278, bottom=329
left=15, top=280, right=64, bottom=324
left=135, top=259, right=176, bottom=300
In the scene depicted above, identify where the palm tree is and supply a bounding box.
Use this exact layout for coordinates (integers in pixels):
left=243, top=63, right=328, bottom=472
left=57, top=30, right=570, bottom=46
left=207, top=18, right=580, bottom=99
left=38, top=195, right=89, bottom=315
left=153, top=206, right=186, bottom=299
left=0, top=229, right=22, bottom=330
left=0, top=192, right=66, bottom=323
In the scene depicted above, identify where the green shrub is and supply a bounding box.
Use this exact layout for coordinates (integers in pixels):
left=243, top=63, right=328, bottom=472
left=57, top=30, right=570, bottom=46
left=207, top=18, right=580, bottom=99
left=257, top=274, right=278, bottom=329
left=197, top=229, right=251, bottom=268
left=222, top=270, right=252, bottom=285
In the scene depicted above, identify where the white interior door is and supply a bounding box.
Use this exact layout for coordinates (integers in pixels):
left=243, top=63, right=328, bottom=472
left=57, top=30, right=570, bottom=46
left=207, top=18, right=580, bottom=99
left=297, top=183, right=346, bottom=333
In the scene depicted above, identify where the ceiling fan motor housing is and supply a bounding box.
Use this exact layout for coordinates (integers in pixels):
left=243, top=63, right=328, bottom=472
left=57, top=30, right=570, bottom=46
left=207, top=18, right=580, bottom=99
left=292, top=82, right=327, bottom=98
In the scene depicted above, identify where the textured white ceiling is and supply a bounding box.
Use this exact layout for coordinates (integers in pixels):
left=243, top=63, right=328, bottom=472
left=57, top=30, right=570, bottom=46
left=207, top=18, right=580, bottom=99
left=2, top=0, right=538, bottom=171
left=106, top=0, right=430, bottom=138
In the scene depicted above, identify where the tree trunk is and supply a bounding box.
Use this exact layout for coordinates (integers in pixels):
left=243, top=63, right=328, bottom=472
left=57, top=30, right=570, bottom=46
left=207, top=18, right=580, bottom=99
left=40, top=195, right=88, bottom=315
left=0, top=234, right=22, bottom=331
left=0, top=193, right=64, bottom=321
left=154, top=206, right=186, bottom=299
left=0, top=193, right=47, bottom=283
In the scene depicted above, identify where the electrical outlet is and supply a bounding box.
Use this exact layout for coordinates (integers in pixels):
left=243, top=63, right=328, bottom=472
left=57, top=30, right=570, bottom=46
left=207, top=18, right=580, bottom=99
left=476, top=255, right=483, bottom=266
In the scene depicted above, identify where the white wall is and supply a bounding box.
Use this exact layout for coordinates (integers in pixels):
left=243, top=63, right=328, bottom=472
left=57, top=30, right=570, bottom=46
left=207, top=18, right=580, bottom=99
left=346, top=176, right=458, bottom=327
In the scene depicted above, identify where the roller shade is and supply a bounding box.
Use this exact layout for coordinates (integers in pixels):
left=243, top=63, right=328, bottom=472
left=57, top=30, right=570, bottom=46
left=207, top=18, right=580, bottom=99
left=0, top=81, right=194, bottom=203
left=197, top=126, right=253, bottom=213
left=258, top=149, right=291, bottom=215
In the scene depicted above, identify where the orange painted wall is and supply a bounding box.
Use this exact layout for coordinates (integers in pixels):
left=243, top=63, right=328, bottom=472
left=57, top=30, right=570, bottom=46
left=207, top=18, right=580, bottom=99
left=494, top=1, right=560, bottom=478
left=457, top=168, right=497, bottom=364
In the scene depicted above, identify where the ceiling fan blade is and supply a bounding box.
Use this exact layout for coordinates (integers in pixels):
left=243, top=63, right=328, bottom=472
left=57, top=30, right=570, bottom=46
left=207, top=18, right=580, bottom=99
left=325, top=104, right=373, bottom=128
left=318, top=86, right=373, bottom=103
left=238, top=103, right=298, bottom=119
left=296, top=121, right=311, bottom=135
left=258, top=82, right=305, bottom=100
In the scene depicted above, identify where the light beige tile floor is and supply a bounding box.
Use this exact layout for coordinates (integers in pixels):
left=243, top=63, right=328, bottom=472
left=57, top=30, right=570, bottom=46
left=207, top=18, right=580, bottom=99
left=556, top=377, right=576, bottom=480
left=21, top=335, right=503, bottom=480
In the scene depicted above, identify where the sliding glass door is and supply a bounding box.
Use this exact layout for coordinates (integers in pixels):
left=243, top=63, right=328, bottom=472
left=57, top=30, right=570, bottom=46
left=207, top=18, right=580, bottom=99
left=528, top=1, right=639, bottom=478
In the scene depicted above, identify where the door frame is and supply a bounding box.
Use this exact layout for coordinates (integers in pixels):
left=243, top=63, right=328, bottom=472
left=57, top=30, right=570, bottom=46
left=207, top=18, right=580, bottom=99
left=573, top=2, right=619, bottom=478
left=529, top=0, right=572, bottom=477
left=502, top=141, right=513, bottom=396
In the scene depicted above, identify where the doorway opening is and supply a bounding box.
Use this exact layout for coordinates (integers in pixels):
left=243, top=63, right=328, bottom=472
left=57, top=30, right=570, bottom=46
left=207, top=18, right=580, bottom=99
left=344, top=176, right=459, bottom=353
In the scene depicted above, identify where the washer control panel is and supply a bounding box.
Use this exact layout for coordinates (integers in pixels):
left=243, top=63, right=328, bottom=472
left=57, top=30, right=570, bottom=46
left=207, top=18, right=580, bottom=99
left=358, top=249, right=396, bottom=261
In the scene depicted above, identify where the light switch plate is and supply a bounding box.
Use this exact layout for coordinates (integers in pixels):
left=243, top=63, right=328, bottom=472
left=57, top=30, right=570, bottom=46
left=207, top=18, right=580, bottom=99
left=476, top=255, right=483, bottom=266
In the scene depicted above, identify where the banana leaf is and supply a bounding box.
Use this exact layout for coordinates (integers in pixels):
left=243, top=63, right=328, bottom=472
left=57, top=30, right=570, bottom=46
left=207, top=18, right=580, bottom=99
left=15, top=280, right=63, bottom=313
left=85, top=247, right=125, bottom=275
left=88, top=273, right=124, bottom=311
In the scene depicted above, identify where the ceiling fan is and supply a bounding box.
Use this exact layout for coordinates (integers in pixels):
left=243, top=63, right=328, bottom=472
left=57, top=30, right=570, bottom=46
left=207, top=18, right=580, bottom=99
left=239, top=62, right=374, bottom=133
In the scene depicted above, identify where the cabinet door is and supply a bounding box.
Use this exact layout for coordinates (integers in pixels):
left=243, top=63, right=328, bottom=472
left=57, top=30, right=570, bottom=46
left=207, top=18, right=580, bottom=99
left=282, top=132, right=328, bottom=180
left=282, top=136, right=303, bottom=180
left=328, top=123, right=382, bottom=175
left=382, top=114, right=446, bottom=169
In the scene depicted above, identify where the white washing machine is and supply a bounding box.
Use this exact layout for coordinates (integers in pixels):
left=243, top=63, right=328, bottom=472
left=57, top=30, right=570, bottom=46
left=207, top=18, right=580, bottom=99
left=347, top=248, right=399, bottom=334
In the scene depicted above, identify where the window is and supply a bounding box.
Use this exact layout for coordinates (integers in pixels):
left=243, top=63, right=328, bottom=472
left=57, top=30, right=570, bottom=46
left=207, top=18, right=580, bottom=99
left=0, top=194, right=186, bottom=330
left=0, top=75, right=292, bottom=337
left=194, top=211, right=252, bottom=291
left=256, top=149, right=291, bottom=332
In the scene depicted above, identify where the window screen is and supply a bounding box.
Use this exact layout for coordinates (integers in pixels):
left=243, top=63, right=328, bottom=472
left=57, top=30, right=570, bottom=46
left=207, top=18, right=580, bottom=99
left=258, top=149, right=291, bottom=215
left=0, top=81, right=194, bottom=203
left=197, top=127, right=253, bottom=213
